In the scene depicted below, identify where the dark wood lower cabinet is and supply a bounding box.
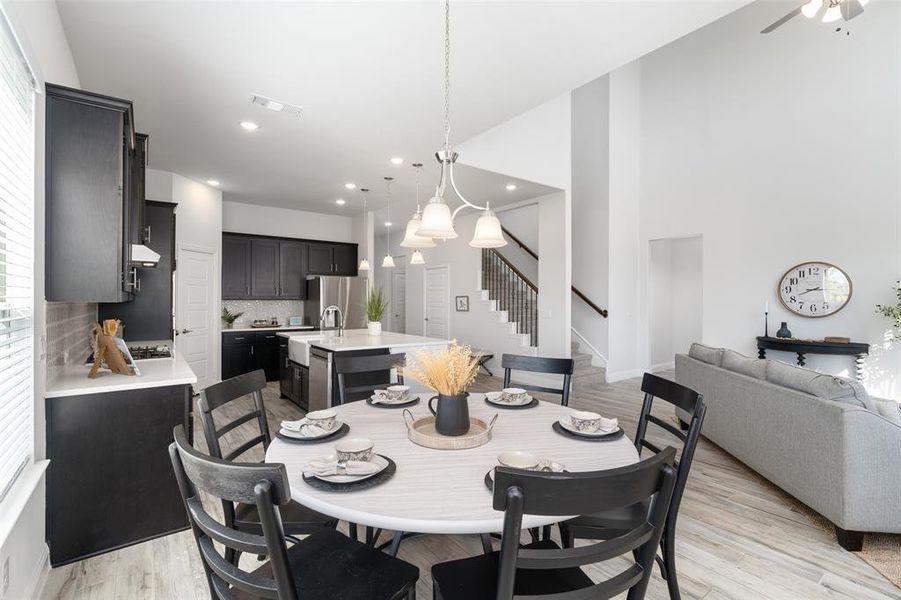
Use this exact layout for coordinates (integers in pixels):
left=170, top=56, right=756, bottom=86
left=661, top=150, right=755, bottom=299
left=223, top=329, right=316, bottom=384
left=46, top=384, right=192, bottom=566
left=279, top=343, right=309, bottom=410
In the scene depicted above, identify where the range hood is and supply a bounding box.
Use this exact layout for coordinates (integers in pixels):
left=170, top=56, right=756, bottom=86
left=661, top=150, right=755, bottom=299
left=131, top=243, right=161, bottom=267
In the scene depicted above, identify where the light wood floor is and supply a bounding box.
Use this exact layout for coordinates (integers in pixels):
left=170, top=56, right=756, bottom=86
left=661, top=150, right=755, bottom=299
left=42, top=373, right=901, bottom=600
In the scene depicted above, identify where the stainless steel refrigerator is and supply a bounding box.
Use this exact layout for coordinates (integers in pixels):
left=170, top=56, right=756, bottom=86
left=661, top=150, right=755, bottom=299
left=307, top=276, right=368, bottom=329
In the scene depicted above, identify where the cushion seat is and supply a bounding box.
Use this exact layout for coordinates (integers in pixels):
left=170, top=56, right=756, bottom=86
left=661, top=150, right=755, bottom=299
left=234, top=528, right=418, bottom=600
left=235, top=499, right=337, bottom=532
left=431, top=540, right=593, bottom=600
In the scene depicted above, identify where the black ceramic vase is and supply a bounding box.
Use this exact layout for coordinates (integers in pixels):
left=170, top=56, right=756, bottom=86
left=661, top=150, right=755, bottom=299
left=776, top=322, right=792, bottom=338
left=428, top=393, right=471, bottom=436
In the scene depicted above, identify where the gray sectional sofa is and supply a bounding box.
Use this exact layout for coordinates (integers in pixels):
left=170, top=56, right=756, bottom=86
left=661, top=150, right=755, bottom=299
left=675, top=344, right=901, bottom=551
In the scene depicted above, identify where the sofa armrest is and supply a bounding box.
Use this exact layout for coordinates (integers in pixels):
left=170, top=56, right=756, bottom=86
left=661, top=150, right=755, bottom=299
left=841, top=408, right=901, bottom=533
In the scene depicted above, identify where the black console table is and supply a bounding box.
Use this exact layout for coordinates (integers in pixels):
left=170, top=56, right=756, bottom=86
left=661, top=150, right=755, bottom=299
left=756, top=336, right=869, bottom=380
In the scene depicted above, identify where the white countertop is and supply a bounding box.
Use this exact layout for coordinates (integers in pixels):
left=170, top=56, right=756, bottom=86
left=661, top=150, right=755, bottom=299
left=300, top=329, right=450, bottom=352
left=224, top=325, right=316, bottom=333
left=46, top=353, right=197, bottom=398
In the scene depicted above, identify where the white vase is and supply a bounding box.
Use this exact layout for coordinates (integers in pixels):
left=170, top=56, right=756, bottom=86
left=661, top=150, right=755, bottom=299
left=367, top=321, right=382, bottom=336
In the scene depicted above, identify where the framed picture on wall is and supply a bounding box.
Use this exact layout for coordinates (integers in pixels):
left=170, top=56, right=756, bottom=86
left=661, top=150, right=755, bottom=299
left=455, top=295, right=470, bottom=312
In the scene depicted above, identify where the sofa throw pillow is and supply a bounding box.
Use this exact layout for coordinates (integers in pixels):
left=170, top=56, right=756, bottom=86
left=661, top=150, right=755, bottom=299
left=873, top=398, right=901, bottom=426
left=806, top=375, right=875, bottom=411
left=688, top=343, right=724, bottom=367
left=766, top=360, right=821, bottom=394
left=721, top=349, right=767, bottom=380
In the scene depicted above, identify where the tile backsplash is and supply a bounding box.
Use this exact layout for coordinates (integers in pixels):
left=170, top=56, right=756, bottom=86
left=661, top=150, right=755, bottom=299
left=47, top=302, right=97, bottom=369
left=222, top=300, right=310, bottom=329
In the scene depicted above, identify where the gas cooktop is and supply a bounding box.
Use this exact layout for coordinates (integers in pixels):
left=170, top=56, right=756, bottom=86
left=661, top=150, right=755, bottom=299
left=128, top=345, right=172, bottom=360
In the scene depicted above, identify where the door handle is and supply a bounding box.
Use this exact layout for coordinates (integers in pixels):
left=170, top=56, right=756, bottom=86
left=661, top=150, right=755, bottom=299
left=181, top=328, right=193, bottom=334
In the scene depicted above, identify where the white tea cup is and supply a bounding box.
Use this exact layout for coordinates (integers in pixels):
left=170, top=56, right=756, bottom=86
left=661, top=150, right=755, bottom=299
left=501, top=388, right=528, bottom=403
left=335, top=438, right=375, bottom=463
left=306, top=409, right=337, bottom=431
left=570, top=410, right=603, bottom=432
left=497, top=451, right=540, bottom=470
left=387, top=385, right=410, bottom=402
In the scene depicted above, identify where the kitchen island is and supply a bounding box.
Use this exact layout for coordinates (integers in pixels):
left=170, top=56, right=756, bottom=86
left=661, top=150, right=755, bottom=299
left=279, top=329, right=449, bottom=410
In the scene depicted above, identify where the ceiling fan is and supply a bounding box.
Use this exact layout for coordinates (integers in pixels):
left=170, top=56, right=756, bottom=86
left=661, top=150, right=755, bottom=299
left=761, top=0, right=868, bottom=33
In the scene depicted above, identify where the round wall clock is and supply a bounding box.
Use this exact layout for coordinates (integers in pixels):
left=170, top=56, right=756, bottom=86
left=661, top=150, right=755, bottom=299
left=778, top=261, right=852, bottom=318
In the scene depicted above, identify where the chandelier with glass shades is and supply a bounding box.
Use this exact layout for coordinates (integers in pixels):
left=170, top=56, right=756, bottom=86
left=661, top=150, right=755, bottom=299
left=399, top=0, right=507, bottom=249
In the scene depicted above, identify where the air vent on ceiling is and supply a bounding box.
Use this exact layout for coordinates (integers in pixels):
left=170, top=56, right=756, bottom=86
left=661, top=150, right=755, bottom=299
left=250, top=94, right=303, bottom=116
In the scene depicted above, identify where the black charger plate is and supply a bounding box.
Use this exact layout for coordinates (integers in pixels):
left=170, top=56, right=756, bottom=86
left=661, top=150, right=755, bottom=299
left=366, top=397, right=420, bottom=409
left=276, top=422, right=349, bottom=444
left=302, top=455, right=397, bottom=492
left=551, top=421, right=625, bottom=442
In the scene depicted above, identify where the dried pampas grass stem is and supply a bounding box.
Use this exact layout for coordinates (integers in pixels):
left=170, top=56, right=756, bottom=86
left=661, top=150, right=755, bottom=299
left=406, top=342, right=481, bottom=396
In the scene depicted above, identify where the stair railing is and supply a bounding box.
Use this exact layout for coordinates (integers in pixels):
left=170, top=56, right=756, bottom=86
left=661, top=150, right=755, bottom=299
left=481, top=248, right=538, bottom=348
left=501, top=226, right=608, bottom=318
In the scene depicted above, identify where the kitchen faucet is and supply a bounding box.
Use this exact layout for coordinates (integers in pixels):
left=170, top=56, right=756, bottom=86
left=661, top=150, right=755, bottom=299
left=320, top=305, right=344, bottom=337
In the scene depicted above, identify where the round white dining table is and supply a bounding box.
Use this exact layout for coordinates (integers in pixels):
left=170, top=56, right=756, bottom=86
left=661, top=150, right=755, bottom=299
left=266, top=393, right=640, bottom=535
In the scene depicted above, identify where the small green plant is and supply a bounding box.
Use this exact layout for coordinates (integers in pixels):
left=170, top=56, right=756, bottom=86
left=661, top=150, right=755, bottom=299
left=365, top=287, right=389, bottom=323
left=876, top=279, right=901, bottom=341
left=221, top=306, right=244, bottom=328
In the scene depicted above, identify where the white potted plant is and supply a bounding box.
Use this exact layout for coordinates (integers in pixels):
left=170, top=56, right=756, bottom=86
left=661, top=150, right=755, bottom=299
left=365, top=287, right=389, bottom=336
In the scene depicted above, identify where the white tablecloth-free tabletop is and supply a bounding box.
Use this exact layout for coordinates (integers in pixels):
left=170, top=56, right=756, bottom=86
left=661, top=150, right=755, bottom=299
left=265, top=393, right=639, bottom=534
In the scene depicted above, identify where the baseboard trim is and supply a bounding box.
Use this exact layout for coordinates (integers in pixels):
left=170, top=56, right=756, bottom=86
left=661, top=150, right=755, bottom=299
left=650, top=361, right=675, bottom=373
left=27, top=544, right=50, bottom=600
left=605, top=368, right=645, bottom=383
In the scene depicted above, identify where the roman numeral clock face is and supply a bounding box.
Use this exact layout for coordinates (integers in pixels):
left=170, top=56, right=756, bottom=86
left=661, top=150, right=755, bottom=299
left=779, top=262, right=851, bottom=318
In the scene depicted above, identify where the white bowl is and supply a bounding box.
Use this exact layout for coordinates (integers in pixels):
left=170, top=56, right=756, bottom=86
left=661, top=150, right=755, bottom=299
left=502, top=388, right=528, bottom=403
left=387, top=385, right=410, bottom=401
left=497, top=451, right=540, bottom=470
left=336, top=438, right=374, bottom=463
left=570, top=410, right=602, bottom=432
left=306, top=409, right=337, bottom=431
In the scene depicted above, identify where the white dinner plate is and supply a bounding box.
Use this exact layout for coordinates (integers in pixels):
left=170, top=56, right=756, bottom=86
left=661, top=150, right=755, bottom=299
left=557, top=418, right=618, bottom=437
left=369, top=395, right=414, bottom=405
left=309, top=454, right=390, bottom=484
left=279, top=421, right=345, bottom=440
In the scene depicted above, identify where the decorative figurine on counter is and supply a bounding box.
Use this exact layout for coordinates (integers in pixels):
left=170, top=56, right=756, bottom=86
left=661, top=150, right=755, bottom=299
left=88, top=319, right=132, bottom=378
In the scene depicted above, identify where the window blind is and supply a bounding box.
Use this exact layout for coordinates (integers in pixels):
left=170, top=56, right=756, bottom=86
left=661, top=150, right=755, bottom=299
left=0, top=12, right=35, bottom=503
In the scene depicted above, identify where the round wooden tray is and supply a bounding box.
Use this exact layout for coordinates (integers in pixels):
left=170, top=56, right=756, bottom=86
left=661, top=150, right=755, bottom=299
left=403, top=409, right=498, bottom=450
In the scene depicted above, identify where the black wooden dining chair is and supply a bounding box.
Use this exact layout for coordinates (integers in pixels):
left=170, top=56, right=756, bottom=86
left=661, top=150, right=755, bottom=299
left=560, top=373, right=706, bottom=600
left=502, top=353, right=575, bottom=406
left=196, top=369, right=337, bottom=563
left=334, top=353, right=406, bottom=405
left=432, top=448, right=677, bottom=600
left=169, top=425, right=419, bottom=600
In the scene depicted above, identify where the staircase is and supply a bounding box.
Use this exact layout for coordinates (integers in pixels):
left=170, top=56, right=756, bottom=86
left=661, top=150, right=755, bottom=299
left=479, top=248, right=607, bottom=387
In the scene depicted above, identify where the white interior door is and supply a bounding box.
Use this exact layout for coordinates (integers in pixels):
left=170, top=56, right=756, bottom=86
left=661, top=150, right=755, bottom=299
left=176, top=246, right=217, bottom=389
left=392, top=272, right=406, bottom=334
left=424, top=265, right=449, bottom=339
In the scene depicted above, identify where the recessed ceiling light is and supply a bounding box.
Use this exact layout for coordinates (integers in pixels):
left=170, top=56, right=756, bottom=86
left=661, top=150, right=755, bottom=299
left=505, top=183, right=517, bottom=191
left=390, top=157, right=404, bottom=165
left=207, top=179, right=220, bottom=187
left=344, top=183, right=356, bottom=190
left=240, top=121, right=259, bottom=131
left=384, top=221, right=393, bottom=227
left=335, top=199, right=346, bottom=205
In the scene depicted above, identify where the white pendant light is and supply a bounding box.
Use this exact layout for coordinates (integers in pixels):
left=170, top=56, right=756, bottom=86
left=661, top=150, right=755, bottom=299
left=801, top=0, right=823, bottom=18
left=358, top=188, right=371, bottom=271
left=415, top=0, right=504, bottom=248
left=822, top=2, right=842, bottom=22
left=410, top=249, right=425, bottom=265
left=469, top=205, right=507, bottom=248
left=382, top=177, right=395, bottom=268
left=401, top=163, right=437, bottom=248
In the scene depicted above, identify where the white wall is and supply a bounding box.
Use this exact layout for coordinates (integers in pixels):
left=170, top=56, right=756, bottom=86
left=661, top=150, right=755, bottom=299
left=222, top=200, right=353, bottom=242
left=571, top=76, right=611, bottom=363
left=649, top=236, right=703, bottom=371
left=635, top=0, right=901, bottom=397
left=495, top=203, right=538, bottom=283
left=0, top=0, right=79, bottom=596
left=536, top=192, right=569, bottom=358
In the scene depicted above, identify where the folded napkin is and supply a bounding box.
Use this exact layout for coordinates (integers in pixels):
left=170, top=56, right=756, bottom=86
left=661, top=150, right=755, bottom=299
left=281, top=418, right=331, bottom=437
left=305, top=457, right=381, bottom=477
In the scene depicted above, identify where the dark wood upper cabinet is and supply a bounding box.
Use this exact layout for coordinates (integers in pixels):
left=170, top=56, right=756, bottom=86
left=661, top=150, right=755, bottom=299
left=250, top=238, right=280, bottom=298
left=45, top=84, right=137, bottom=302
left=279, top=242, right=307, bottom=300
left=307, top=242, right=358, bottom=276
left=307, top=243, right=334, bottom=275
left=222, top=235, right=252, bottom=299
left=332, top=244, right=358, bottom=276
